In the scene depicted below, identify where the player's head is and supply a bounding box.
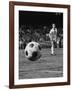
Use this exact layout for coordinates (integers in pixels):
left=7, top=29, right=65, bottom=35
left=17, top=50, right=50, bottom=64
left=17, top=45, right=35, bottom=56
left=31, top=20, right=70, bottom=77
left=52, top=23, right=55, bottom=28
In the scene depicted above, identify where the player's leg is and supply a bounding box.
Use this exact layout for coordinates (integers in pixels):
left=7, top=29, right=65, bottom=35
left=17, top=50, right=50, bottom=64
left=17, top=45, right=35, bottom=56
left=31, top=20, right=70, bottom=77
left=54, top=40, right=57, bottom=48
left=51, top=40, right=56, bottom=55
left=51, top=41, right=54, bottom=55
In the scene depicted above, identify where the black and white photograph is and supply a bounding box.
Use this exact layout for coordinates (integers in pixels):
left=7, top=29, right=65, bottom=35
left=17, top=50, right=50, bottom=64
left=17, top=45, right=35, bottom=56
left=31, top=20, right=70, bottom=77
left=19, top=11, right=63, bottom=79
left=9, top=1, right=70, bottom=88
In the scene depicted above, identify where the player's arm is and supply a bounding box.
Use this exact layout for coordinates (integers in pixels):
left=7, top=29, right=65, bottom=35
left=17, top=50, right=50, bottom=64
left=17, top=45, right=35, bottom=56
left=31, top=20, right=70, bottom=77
left=55, top=28, right=57, bottom=35
left=49, top=29, right=53, bottom=41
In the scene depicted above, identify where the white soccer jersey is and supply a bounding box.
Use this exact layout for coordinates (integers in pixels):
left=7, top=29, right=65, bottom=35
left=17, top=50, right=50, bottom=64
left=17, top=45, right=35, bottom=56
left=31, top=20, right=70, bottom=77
left=49, top=28, right=57, bottom=41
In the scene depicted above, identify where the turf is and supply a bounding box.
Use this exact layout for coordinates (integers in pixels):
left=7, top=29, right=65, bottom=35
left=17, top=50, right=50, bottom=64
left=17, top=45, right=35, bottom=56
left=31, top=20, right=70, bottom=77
left=19, top=48, right=63, bottom=79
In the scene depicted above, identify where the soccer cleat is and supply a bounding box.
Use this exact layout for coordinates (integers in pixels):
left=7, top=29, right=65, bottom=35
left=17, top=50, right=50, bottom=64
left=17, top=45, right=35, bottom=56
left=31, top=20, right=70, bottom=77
left=51, top=53, right=56, bottom=56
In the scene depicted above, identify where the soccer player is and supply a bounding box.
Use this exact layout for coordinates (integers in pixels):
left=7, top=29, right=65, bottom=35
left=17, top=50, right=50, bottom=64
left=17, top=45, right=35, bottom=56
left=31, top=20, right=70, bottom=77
left=49, top=23, right=57, bottom=55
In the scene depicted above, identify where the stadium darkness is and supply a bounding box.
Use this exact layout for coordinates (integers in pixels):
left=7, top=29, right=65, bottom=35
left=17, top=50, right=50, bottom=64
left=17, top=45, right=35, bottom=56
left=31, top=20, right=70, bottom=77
left=19, top=11, right=63, bottom=28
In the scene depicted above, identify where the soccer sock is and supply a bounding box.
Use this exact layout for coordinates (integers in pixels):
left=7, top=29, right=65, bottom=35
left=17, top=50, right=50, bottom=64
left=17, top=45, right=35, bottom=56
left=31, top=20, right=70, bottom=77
left=51, top=43, right=54, bottom=54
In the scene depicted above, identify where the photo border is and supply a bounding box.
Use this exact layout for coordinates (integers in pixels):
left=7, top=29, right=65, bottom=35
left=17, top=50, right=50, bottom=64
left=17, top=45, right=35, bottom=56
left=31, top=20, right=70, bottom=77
left=9, top=1, right=70, bottom=89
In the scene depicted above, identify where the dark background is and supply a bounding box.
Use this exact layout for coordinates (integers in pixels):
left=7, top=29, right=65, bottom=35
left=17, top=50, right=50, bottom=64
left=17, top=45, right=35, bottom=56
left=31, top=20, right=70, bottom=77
left=19, top=11, right=63, bottom=49
left=19, top=11, right=63, bottom=28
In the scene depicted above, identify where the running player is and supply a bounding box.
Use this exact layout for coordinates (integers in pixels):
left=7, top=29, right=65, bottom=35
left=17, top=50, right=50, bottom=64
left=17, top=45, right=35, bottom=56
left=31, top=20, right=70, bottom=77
left=49, top=23, right=57, bottom=55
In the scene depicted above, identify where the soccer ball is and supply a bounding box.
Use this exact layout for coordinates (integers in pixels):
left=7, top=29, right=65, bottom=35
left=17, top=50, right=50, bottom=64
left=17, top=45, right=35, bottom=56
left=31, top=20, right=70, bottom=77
left=24, top=41, right=41, bottom=61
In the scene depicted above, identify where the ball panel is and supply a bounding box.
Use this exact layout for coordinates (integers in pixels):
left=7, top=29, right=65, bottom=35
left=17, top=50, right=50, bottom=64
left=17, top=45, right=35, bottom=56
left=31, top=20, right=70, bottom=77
left=25, top=51, right=28, bottom=56
left=38, top=45, right=41, bottom=50
left=32, top=51, right=38, bottom=58
left=28, top=51, right=41, bottom=61
left=29, top=43, right=34, bottom=48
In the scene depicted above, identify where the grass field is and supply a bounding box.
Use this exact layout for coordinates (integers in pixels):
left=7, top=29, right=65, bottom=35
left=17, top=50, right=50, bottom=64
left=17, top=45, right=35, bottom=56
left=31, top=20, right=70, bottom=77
left=19, top=48, right=63, bottom=79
